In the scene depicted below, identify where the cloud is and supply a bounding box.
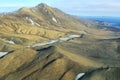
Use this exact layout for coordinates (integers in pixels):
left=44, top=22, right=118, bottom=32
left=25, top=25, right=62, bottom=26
left=52, top=0, right=120, bottom=16
left=0, top=0, right=61, bottom=7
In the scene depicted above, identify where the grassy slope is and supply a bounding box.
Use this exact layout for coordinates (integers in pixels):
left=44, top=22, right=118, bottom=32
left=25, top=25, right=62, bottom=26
left=0, top=3, right=120, bottom=80
left=0, top=43, right=103, bottom=80
left=0, top=37, right=119, bottom=80
left=80, top=67, right=120, bottom=80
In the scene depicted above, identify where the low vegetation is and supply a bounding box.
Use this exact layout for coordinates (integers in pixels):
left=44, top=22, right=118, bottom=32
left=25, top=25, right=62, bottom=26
left=0, top=3, right=120, bottom=80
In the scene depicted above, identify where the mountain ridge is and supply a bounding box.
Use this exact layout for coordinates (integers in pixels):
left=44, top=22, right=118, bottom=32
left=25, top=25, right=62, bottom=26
left=0, top=3, right=120, bottom=80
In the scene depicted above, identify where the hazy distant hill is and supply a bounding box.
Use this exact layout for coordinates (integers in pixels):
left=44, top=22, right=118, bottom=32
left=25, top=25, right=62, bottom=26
left=77, top=16, right=120, bottom=32
left=82, top=16, right=120, bottom=27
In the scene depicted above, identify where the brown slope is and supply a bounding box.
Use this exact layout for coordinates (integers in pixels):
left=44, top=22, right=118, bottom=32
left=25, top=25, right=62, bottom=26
left=14, top=3, right=118, bottom=38
left=0, top=3, right=119, bottom=80
left=0, top=45, right=103, bottom=80
left=79, top=67, right=120, bottom=80
left=0, top=3, right=118, bottom=42
left=14, top=3, right=86, bottom=29
left=0, top=36, right=120, bottom=80
left=0, top=13, right=65, bottom=45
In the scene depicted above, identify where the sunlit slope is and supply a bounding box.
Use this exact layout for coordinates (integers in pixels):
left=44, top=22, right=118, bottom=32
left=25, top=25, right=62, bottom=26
left=0, top=45, right=103, bottom=80
left=0, top=33, right=107, bottom=80
left=0, top=37, right=120, bottom=80
left=0, top=15, right=65, bottom=45
left=0, top=3, right=120, bottom=80
left=0, top=3, right=119, bottom=46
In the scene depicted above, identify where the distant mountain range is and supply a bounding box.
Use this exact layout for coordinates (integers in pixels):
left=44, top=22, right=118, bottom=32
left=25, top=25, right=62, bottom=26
left=81, top=16, right=120, bottom=27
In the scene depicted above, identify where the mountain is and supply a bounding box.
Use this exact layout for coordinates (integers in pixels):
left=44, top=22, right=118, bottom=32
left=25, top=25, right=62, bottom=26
left=0, top=3, right=120, bottom=80
left=82, top=16, right=120, bottom=27
left=77, top=17, right=120, bottom=32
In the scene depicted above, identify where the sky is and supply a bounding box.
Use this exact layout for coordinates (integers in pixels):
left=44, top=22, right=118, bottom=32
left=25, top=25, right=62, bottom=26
left=0, top=0, right=120, bottom=17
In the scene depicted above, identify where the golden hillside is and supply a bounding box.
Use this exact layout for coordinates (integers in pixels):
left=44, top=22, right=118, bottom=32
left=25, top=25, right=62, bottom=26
left=0, top=3, right=120, bottom=80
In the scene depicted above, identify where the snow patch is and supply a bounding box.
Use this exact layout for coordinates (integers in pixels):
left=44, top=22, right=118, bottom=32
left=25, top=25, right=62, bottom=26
left=32, top=40, right=58, bottom=47
left=75, top=73, right=85, bottom=80
left=59, top=35, right=81, bottom=41
left=69, top=35, right=81, bottom=38
left=49, top=40, right=58, bottom=44
left=0, top=52, right=9, bottom=58
left=59, top=37, right=70, bottom=41
left=35, top=22, right=41, bottom=26
left=26, top=17, right=40, bottom=26
left=26, top=17, right=34, bottom=25
left=52, top=17, right=57, bottom=23
left=32, top=34, right=82, bottom=48
left=6, top=40, right=15, bottom=44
